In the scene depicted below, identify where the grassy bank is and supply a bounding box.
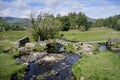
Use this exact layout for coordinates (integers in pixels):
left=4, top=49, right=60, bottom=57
left=0, top=53, right=27, bottom=80
left=72, top=51, right=120, bottom=80
left=0, top=31, right=29, bottom=80
left=0, top=31, right=33, bottom=41
left=61, top=28, right=120, bottom=42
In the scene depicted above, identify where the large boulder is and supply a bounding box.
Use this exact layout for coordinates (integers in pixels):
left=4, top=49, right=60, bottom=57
left=106, top=38, right=120, bottom=51
left=25, top=42, right=35, bottom=48
left=18, top=37, right=29, bottom=47
left=18, top=47, right=31, bottom=55
left=46, top=43, right=65, bottom=53
left=27, top=52, right=48, bottom=62
left=18, top=52, right=48, bottom=63
left=37, top=54, right=65, bottom=64
left=106, top=38, right=120, bottom=44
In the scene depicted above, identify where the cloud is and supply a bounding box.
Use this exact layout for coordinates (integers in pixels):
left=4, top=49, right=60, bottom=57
left=0, top=1, right=10, bottom=10
left=0, top=0, right=120, bottom=19
left=72, top=2, right=83, bottom=10
left=81, top=1, right=120, bottom=19
left=44, top=0, right=62, bottom=8
left=11, top=0, right=30, bottom=10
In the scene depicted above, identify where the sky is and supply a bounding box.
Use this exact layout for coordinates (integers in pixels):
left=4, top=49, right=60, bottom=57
left=0, top=0, right=120, bottom=19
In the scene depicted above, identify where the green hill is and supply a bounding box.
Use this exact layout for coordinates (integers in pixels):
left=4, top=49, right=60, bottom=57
left=1, top=17, right=31, bottom=27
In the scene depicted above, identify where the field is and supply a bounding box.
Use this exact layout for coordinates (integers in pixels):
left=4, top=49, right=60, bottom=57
left=0, top=31, right=33, bottom=41
left=0, top=31, right=28, bottom=80
left=0, top=28, right=120, bottom=42
left=72, top=51, right=120, bottom=80
left=61, top=28, right=120, bottom=42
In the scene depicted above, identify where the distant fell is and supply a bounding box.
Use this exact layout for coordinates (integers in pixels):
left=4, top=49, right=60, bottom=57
left=87, top=17, right=96, bottom=22
left=1, top=17, right=31, bottom=27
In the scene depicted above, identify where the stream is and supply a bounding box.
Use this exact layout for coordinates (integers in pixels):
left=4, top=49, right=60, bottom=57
left=25, top=54, right=79, bottom=80
left=16, top=45, right=120, bottom=80
left=25, top=45, right=107, bottom=80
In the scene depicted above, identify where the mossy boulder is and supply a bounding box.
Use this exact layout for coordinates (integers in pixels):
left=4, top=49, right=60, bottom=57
left=46, top=43, right=65, bottom=53
left=106, top=38, right=120, bottom=51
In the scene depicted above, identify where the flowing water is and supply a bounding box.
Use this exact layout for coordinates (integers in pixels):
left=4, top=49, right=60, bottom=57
left=25, top=54, right=80, bottom=80
left=99, top=45, right=106, bottom=51
left=99, top=45, right=120, bottom=54
left=18, top=45, right=120, bottom=80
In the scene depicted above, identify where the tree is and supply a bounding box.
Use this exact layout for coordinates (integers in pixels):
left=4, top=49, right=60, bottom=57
left=68, top=12, right=77, bottom=29
left=60, top=16, right=70, bottom=31
left=79, top=25, right=86, bottom=31
left=104, top=17, right=119, bottom=30
left=31, top=13, right=59, bottom=41
left=92, top=19, right=105, bottom=27
left=76, top=12, right=89, bottom=31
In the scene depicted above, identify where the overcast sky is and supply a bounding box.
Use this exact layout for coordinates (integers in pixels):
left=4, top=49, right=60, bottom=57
left=0, top=0, right=120, bottom=19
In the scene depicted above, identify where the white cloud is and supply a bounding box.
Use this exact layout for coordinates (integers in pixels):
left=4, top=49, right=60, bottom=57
left=0, top=0, right=120, bottom=19
left=82, top=4, right=120, bottom=19
left=44, top=0, right=62, bottom=8
left=72, top=2, right=83, bottom=10
left=0, top=1, right=10, bottom=10
left=11, top=0, right=30, bottom=10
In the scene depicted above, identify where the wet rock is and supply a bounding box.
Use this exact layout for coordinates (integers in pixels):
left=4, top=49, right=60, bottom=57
left=30, top=78, right=34, bottom=80
left=27, top=52, right=48, bottom=63
left=17, top=52, right=48, bottom=63
left=37, top=54, right=65, bottom=63
left=18, top=37, right=29, bottom=47
left=19, top=55, right=29, bottom=63
left=18, top=47, right=31, bottom=55
left=25, top=54, right=79, bottom=80
left=51, top=70, right=58, bottom=75
left=77, top=43, right=94, bottom=55
left=46, top=43, right=65, bottom=53
left=32, top=75, right=36, bottom=78
left=106, top=38, right=120, bottom=51
left=20, top=52, right=48, bottom=63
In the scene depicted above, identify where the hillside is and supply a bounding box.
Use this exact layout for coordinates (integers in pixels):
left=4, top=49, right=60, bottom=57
left=87, top=17, right=96, bottom=22
left=0, top=17, right=31, bottom=27
left=0, top=16, right=96, bottom=27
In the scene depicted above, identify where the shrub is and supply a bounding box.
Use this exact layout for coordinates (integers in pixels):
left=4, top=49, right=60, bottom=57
left=79, top=25, right=86, bottom=31
left=65, top=43, right=75, bottom=53
left=31, top=13, right=59, bottom=41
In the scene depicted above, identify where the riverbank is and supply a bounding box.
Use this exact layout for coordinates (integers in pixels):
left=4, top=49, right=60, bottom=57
left=72, top=50, right=120, bottom=80
left=0, top=53, right=27, bottom=80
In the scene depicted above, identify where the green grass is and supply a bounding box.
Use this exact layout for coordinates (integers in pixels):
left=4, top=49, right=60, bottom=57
left=0, top=42, right=14, bottom=53
left=117, top=19, right=120, bottom=24
left=0, top=53, right=27, bottom=80
left=72, top=51, right=120, bottom=80
left=60, top=28, right=120, bottom=42
left=0, top=31, right=33, bottom=41
left=0, top=31, right=29, bottom=80
left=32, top=46, right=46, bottom=52
left=65, top=43, right=75, bottom=53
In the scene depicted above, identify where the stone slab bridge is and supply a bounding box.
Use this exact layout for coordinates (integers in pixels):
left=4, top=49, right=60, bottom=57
left=38, top=39, right=107, bottom=46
